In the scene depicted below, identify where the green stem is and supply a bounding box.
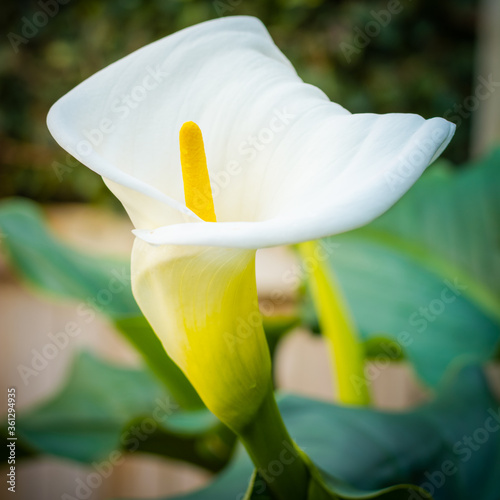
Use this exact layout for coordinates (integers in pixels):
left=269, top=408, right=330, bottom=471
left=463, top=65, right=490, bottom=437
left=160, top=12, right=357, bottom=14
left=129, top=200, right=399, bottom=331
left=298, top=240, right=371, bottom=406
left=239, top=390, right=310, bottom=500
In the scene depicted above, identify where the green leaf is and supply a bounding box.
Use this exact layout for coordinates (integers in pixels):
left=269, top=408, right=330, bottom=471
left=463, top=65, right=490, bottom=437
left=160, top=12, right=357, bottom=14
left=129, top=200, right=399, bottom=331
left=11, top=351, right=233, bottom=471
left=128, top=364, right=499, bottom=500
left=305, top=151, right=500, bottom=387
left=0, top=198, right=138, bottom=317
left=0, top=198, right=202, bottom=409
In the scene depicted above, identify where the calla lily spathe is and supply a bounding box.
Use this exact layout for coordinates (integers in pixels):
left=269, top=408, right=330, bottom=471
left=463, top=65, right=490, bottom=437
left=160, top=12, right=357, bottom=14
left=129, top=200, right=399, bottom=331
left=47, top=16, right=455, bottom=430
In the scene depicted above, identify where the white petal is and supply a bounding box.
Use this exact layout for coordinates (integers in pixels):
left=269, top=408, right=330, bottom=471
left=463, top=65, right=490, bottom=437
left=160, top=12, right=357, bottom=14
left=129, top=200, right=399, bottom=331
left=47, top=15, right=455, bottom=247
left=47, top=16, right=343, bottom=228
left=134, top=115, right=455, bottom=248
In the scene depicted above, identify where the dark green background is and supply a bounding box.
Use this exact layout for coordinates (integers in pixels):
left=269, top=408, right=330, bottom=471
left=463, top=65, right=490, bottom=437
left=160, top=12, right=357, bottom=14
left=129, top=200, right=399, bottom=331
left=1, top=0, right=477, bottom=205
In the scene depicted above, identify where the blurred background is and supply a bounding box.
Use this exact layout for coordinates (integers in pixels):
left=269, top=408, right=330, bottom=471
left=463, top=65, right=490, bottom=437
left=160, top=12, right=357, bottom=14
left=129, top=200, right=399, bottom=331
left=2, top=0, right=499, bottom=206
left=1, top=0, right=500, bottom=499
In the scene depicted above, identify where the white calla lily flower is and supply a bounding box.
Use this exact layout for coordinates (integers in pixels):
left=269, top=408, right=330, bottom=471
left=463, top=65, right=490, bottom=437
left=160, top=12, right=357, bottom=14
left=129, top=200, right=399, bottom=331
left=47, top=16, right=455, bottom=433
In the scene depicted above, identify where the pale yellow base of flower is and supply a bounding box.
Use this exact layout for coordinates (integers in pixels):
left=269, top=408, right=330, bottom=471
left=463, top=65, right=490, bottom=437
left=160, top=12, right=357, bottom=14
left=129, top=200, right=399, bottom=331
left=131, top=239, right=272, bottom=431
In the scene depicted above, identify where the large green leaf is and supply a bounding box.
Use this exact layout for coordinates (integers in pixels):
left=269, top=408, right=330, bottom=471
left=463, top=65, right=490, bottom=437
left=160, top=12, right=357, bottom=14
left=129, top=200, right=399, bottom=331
left=9, top=351, right=233, bottom=471
left=135, top=365, right=499, bottom=500
left=306, top=151, right=500, bottom=387
left=0, top=198, right=138, bottom=316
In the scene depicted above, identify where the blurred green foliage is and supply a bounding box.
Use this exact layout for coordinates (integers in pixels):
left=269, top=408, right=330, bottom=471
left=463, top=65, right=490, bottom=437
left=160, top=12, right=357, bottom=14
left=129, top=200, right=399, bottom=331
left=1, top=0, right=477, bottom=204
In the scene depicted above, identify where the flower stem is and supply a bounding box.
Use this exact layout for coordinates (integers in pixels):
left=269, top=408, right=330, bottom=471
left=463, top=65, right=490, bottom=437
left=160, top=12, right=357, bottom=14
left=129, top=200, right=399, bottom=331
left=239, top=390, right=310, bottom=500
left=298, top=240, right=371, bottom=406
